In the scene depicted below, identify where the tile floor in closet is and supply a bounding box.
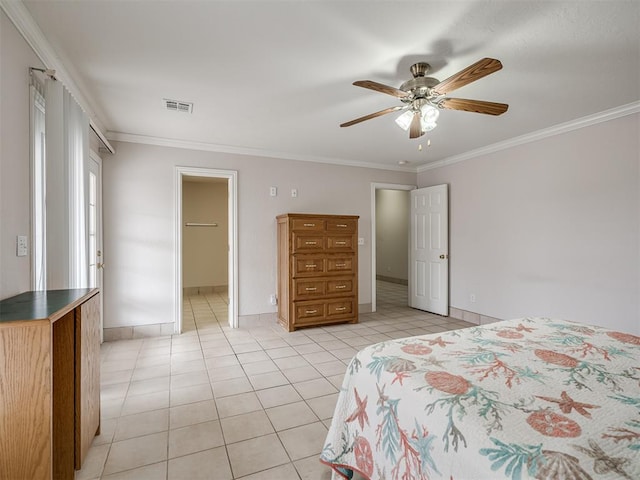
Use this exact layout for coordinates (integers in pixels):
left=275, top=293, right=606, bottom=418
left=78, top=281, right=472, bottom=479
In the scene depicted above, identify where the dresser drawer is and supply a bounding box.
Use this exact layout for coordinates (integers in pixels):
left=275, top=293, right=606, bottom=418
left=326, top=235, right=355, bottom=252
left=293, top=257, right=325, bottom=276
left=326, top=278, right=354, bottom=295
left=291, top=218, right=325, bottom=231
left=293, top=234, right=324, bottom=252
left=326, top=218, right=357, bottom=233
left=327, top=298, right=355, bottom=318
left=294, top=301, right=326, bottom=325
left=293, top=279, right=326, bottom=299
left=326, top=257, right=354, bottom=274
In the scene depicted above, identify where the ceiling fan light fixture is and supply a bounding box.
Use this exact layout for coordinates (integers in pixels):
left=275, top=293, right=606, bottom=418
left=420, top=104, right=439, bottom=132
left=394, top=110, right=414, bottom=131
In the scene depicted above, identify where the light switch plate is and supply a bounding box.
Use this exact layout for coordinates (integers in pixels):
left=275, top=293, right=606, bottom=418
left=17, top=235, right=27, bottom=257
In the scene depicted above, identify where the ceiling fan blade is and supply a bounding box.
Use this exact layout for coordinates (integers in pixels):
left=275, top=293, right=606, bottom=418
left=409, top=111, right=424, bottom=139
left=353, top=80, right=409, bottom=98
left=439, top=98, right=509, bottom=116
left=432, top=58, right=503, bottom=95
left=340, top=105, right=405, bottom=127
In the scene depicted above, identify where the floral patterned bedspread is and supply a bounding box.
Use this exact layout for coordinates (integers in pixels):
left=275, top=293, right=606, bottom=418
left=320, top=318, right=640, bottom=480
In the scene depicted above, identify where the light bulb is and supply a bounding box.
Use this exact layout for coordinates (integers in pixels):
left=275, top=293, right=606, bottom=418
left=395, top=110, right=414, bottom=131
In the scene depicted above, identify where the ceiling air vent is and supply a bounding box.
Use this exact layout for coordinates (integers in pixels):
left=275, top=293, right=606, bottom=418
left=163, top=98, right=193, bottom=114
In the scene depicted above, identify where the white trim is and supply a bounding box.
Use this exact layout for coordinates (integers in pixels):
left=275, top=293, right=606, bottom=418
left=4, top=0, right=636, bottom=174
left=370, top=182, right=416, bottom=312
left=0, top=0, right=112, bottom=149
left=88, top=150, right=104, bottom=343
left=175, top=167, right=239, bottom=332
left=418, top=101, right=640, bottom=172
left=107, top=131, right=416, bottom=173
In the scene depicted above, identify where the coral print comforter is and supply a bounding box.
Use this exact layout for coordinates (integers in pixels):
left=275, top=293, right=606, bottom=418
left=320, top=318, right=640, bottom=480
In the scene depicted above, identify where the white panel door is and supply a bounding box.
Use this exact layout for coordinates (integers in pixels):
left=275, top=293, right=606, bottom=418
left=88, top=154, right=104, bottom=341
left=409, top=184, right=448, bottom=315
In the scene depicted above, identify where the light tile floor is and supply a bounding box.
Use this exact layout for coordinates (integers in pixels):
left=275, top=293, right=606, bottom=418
left=79, top=282, right=472, bottom=479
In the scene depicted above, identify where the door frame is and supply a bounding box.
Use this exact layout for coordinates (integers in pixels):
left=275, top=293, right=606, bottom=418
left=370, top=182, right=416, bottom=312
left=174, top=166, right=238, bottom=332
left=88, top=150, right=104, bottom=342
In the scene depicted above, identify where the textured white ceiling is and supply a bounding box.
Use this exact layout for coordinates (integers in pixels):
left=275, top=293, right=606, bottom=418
left=20, top=0, right=640, bottom=170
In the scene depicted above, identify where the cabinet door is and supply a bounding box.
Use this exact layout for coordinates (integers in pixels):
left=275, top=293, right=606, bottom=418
left=0, top=321, right=51, bottom=480
left=75, top=293, right=101, bottom=469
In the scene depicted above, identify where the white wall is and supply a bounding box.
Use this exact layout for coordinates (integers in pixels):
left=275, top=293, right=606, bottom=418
left=375, top=189, right=409, bottom=282
left=102, top=140, right=415, bottom=328
left=0, top=11, right=45, bottom=299
left=182, top=181, right=228, bottom=289
left=418, top=113, right=640, bottom=334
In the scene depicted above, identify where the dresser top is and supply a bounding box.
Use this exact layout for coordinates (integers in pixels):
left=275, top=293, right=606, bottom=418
left=0, top=289, right=97, bottom=323
left=277, top=213, right=359, bottom=219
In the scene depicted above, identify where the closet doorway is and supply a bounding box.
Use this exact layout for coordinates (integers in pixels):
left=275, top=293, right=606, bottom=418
left=175, top=167, right=238, bottom=332
left=370, top=183, right=415, bottom=312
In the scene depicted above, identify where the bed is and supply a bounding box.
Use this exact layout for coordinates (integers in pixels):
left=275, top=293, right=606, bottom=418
left=320, top=317, right=640, bottom=480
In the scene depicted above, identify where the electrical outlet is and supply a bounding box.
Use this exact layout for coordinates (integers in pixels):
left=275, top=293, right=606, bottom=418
left=358, top=237, right=365, bottom=246
left=470, top=293, right=476, bottom=303
left=269, top=294, right=277, bottom=306
left=16, top=235, right=27, bottom=257
left=291, top=188, right=298, bottom=198
left=269, top=186, right=277, bottom=197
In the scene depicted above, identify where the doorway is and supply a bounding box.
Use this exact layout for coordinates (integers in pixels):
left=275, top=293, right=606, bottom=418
left=88, top=151, right=104, bottom=342
left=175, top=167, right=238, bottom=333
left=370, top=183, right=415, bottom=312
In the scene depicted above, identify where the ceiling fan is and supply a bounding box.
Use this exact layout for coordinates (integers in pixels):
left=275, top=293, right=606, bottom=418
left=341, top=58, right=509, bottom=139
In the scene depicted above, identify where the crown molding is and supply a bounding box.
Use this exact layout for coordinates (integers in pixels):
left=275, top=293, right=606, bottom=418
left=417, top=101, right=640, bottom=172
left=106, top=131, right=417, bottom=173
left=0, top=0, right=110, bottom=137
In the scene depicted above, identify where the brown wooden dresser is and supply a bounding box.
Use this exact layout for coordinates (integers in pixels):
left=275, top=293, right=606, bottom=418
left=277, top=213, right=359, bottom=331
left=0, top=289, right=101, bottom=480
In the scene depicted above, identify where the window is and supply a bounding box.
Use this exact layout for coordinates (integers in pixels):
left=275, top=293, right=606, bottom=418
left=30, top=80, right=46, bottom=291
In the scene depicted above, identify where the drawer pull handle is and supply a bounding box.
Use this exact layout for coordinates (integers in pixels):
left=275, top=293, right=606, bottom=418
left=335, top=263, right=346, bottom=267
left=336, top=224, right=348, bottom=228
left=305, top=309, right=317, bottom=314
left=305, top=241, right=317, bottom=245
left=335, top=241, right=347, bottom=246
left=305, top=287, right=317, bottom=291
left=335, top=307, right=347, bottom=311
left=303, top=223, right=315, bottom=227
left=335, top=285, right=346, bottom=289
left=305, top=264, right=317, bottom=268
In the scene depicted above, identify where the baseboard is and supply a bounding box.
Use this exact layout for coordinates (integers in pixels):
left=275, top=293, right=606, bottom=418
left=104, top=322, right=175, bottom=341
left=238, top=312, right=277, bottom=328
left=183, top=285, right=228, bottom=295
left=448, top=307, right=501, bottom=325
left=376, top=275, right=408, bottom=286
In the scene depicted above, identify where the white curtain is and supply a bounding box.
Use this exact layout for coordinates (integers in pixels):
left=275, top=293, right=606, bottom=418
left=45, top=79, right=90, bottom=289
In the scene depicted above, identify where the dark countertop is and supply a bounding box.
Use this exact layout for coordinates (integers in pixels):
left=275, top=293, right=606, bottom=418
left=0, top=289, right=96, bottom=323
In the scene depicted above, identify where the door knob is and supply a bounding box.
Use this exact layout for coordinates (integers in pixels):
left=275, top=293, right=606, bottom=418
left=439, top=254, right=448, bottom=259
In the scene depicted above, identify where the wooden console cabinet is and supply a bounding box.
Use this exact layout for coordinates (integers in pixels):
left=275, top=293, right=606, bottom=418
left=277, top=213, right=359, bottom=331
left=0, top=289, right=101, bottom=480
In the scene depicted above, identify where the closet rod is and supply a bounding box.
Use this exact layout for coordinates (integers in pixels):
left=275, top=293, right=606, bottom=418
left=185, top=222, right=218, bottom=227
